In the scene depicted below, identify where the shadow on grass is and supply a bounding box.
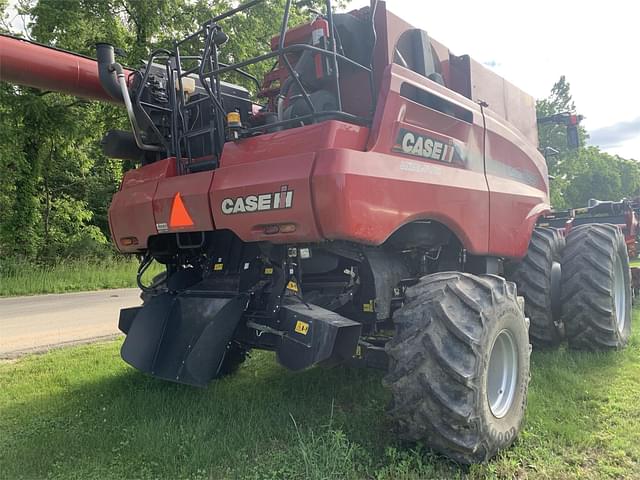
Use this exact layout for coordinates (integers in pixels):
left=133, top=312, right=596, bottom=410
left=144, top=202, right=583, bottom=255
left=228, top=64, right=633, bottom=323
left=1, top=331, right=638, bottom=479
left=1, top=346, right=397, bottom=479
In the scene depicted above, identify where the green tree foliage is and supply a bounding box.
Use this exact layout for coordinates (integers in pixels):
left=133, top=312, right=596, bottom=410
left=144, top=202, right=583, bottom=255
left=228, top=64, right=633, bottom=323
left=537, top=77, right=640, bottom=208
left=0, top=0, right=324, bottom=263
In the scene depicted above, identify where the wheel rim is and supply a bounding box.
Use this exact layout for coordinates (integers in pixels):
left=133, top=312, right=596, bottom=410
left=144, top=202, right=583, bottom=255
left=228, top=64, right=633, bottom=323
left=613, top=252, right=627, bottom=333
left=550, top=261, right=562, bottom=321
left=487, top=329, right=518, bottom=419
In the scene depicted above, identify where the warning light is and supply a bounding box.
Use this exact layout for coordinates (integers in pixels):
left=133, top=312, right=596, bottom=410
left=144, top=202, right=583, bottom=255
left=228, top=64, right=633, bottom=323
left=263, top=224, right=280, bottom=235
left=263, top=223, right=296, bottom=235
left=279, top=223, right=296, bottom=233
left=227, top=111, right=242, bottom=128
left=120, top=236, right=138, bottom=246
left=169, top=192, right=194, bottom=228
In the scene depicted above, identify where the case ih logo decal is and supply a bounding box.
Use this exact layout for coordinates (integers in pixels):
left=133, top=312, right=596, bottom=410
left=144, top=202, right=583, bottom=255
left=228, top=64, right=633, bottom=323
left=393, top=128, right=457, bottom=163
left=221, top=185, right=294, bottom=215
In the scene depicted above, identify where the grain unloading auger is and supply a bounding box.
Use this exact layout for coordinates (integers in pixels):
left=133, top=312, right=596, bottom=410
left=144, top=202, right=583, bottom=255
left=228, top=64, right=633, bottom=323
left=1, top=0, right=632, bottom=464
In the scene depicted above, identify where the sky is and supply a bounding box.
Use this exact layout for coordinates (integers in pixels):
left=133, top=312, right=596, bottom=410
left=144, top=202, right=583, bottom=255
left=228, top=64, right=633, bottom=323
left=343, top=0, right=640, bottom=159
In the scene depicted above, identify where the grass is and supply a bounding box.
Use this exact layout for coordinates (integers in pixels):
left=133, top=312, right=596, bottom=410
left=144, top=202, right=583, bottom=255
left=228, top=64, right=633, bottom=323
left=0, top=258, right=163, bottom=297
left=1, top=318, right=639, bottom=479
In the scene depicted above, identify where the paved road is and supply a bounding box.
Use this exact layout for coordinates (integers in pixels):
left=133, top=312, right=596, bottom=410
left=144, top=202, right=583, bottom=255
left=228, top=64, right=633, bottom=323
left=0, top=289, right=141, bottom=358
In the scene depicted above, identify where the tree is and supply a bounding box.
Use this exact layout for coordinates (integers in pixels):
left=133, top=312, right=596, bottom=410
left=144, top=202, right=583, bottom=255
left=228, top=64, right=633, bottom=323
left=538, top=77, right=640, bottom=208
left=561, top=147, right=621, bottom=207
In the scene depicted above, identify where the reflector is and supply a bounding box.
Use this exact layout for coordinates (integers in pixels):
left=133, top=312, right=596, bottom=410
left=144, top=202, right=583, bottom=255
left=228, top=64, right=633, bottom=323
left=169, top=192, right=194, bottom=228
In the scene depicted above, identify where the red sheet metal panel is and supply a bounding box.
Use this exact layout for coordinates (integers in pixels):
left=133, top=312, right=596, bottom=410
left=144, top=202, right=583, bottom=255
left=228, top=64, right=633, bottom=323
left=109, top=159, right=176, bottom=252
left=210, top=153, right=321, bottom=243
left=109, top=181, right=159, bottom=252
left=316, top=64, right=490, bottom=253
left=153, top=171, right=216, bottom=234
left=219, top=120, right=369, bottom=167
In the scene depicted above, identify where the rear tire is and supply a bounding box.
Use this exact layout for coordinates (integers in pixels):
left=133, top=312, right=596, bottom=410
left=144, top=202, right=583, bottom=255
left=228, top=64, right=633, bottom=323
left=505, top=227, right=564, bottom=348
left=384, top=272, right=531, bottom=464
left=561, top=224, right=632, bottom=350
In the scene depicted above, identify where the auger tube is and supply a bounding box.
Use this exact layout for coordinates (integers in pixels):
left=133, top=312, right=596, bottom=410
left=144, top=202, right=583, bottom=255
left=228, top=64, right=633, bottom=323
left=0, top=34, right=131, bottom=103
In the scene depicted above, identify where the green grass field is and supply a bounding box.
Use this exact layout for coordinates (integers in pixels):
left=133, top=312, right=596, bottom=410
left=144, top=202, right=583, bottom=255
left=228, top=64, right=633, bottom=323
left=1, top=313, right=639, bottom=479
left=0, top=258, right=163, bottom=297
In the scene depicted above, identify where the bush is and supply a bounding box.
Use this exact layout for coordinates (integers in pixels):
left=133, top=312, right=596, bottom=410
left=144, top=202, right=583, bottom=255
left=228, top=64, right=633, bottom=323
left=0, top=256, right=141, bottom=296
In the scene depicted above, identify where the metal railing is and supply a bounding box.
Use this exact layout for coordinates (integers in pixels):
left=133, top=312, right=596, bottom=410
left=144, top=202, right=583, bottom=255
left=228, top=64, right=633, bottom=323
left=136, top=0, right=377, bottom=173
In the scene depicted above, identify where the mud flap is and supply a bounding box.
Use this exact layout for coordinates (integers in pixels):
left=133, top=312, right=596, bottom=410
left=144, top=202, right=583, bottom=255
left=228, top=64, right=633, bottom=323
left=276, top=301, right=362, bottom=371
left=120, top=292, right=247, bottom=387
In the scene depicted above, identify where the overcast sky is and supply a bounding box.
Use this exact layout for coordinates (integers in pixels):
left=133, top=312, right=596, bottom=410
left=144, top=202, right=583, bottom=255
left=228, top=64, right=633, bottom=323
left=344, top=0, right=640, bottom=159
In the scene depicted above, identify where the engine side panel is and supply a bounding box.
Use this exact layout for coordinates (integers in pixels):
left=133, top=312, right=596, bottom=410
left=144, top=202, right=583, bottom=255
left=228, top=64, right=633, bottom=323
left=337, top=64, right=490, bottom=252
left=311, top=148, right=489, bottom=252
left=484, top=113, right=550, bottom=257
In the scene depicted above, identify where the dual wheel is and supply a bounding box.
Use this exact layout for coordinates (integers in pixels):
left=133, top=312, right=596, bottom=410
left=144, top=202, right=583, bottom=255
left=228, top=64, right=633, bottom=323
left=506, top=224, right=632, bottom=350
left=384, top=223, right=632, bottom=464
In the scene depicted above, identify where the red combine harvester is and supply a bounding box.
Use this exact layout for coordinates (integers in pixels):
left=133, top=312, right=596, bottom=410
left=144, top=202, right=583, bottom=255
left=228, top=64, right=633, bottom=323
left=0, top=0, right=633, bottom=463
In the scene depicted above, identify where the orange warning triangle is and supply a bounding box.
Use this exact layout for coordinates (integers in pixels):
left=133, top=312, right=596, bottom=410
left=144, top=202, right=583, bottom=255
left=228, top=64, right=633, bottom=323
left=169, top=192, right=194, bottom=228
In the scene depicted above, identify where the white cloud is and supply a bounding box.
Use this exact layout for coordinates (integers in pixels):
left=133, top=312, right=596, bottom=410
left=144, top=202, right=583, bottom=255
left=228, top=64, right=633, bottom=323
left=344, top=0, right=640, bottom=159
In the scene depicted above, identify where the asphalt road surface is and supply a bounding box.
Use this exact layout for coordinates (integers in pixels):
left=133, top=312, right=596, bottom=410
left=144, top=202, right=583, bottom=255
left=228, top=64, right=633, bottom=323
left=0, top=289, right=141, bottom=358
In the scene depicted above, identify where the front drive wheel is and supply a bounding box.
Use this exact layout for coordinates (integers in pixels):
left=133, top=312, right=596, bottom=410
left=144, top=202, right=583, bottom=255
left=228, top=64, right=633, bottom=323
left=384, top=272, right=531, bottom=464
left=561, top=224, right=632, bottom=350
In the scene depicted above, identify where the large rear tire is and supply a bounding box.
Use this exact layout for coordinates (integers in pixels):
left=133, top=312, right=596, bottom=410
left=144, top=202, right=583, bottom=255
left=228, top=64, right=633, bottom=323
left=505, top=227, right=564, bottom=348
left=384, top=272, right=531, bottom=464
left=561, top=224, right=632, bottom=350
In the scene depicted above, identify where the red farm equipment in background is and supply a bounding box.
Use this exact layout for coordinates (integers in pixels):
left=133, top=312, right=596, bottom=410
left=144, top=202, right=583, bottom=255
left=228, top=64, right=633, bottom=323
left=545, top=198, right=640, bottom=257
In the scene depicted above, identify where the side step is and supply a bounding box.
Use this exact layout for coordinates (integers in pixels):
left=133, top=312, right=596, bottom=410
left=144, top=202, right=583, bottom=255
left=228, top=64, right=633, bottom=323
left=118, top=292, right=247, bottom=387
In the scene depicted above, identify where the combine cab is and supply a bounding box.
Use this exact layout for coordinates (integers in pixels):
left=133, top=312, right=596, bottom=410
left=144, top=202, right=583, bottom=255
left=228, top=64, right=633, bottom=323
left=0, top=0, right=632, bottom=464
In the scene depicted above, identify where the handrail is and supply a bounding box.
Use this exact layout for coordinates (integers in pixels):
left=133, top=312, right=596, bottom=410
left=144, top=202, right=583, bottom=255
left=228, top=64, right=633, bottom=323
left=132, top=0, right=377, bottom=172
